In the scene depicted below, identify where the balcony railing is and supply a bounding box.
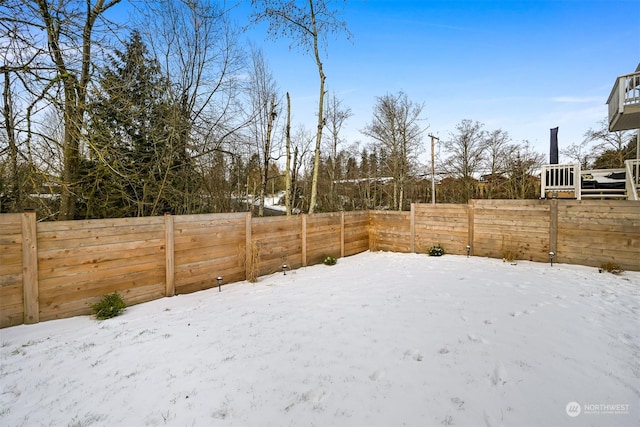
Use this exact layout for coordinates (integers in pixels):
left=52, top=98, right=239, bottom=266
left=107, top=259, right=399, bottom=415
left=540, top=164, right=580, bottom=199
left=541, top=161, right=640, bottom=200
left=607, top=70, right=640, bottom=132
left=626, top=159, right=640, bottom=201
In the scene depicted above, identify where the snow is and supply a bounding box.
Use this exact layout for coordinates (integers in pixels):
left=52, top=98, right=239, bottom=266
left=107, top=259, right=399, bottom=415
left=1, top=251, right=639, bottom=426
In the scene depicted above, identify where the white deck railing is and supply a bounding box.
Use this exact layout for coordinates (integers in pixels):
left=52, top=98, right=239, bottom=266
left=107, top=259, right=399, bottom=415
left=608, top=71, right=640, bottom=130
left=626, top=159, right=640, bottom=201
left=540, top=164, right=580, bottom=199
left=541, top=162, right=639, bottom=200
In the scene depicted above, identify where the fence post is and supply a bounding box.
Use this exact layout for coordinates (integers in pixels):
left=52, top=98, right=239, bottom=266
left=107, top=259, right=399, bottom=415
left=340, top=211, right=345, bottom=258
left=410, top=203, right=416, bottom=253
left=468, top=200, right=475, bottom=255
left=549, top=199, right=558, bottom=259
left=21, top=210, right=39, bottom=324
left=245, top=211, right=252, bottom=280
left=368, top=211, right=376, bottom=251
left=301, top=214, right=307, bottom=267
left=164, top=213, right=175, bottom=297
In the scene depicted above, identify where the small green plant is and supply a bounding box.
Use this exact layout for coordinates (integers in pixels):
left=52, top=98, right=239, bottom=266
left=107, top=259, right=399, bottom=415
left=428, top=245, right=445, bottom=257
left=91, top=292, right=126, bottom=320
left=323, top=255, right=337, bottom=266
left=599, top=262, right=623, bottom=275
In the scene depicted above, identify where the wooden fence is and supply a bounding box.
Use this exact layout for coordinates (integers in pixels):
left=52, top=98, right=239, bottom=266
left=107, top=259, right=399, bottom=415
left=1, top=200, right=638, bottom=328
left=0, top=211, right=369, bottom=328
left=369, top=200, right=639, bottom=268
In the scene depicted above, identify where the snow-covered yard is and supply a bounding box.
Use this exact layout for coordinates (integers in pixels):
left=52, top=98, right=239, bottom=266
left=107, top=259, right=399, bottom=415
left=1, top=251, right=639, bottom=426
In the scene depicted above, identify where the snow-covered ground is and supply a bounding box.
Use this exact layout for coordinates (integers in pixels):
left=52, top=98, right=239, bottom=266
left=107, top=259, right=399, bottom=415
left=1, top=251, right=639, bottom=427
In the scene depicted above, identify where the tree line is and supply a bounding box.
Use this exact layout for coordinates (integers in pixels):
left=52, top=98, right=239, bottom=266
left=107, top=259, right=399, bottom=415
left=1, top=0, right=637, bottom=220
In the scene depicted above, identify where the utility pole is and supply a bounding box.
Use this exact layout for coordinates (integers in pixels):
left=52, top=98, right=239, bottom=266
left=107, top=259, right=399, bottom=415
left=428, top=133, right=440, bottom=204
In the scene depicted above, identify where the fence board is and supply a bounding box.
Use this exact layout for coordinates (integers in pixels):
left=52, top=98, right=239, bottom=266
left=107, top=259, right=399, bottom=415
left=557, top=201, right=640, bottom=270
left=35, top=215, right=166, bottom=322
left=0, top=214, right=23, bottom=328
left=39, top=281, right=166, bottom=322
left=173, top=213, right=247, bottom=295
left=413, top=204, right=469, bottom=254
left=306, top=213, right=342, bottom=265
left=370, top=211, right=411, bottom=253
left=473, top=200, right=550, bottom=262
left=253, top=216, right=303, bottom=276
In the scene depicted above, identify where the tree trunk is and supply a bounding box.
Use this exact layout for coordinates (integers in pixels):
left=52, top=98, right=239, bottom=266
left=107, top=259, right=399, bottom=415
left=36, top=0, right=120, bottom=220
left=307, top=0, right=325, bottom=215
left=2, top=70, right=20, bottom=211
left=285, top=92, right=292, bottom=215
left=259, top=95, right=277, bottom=217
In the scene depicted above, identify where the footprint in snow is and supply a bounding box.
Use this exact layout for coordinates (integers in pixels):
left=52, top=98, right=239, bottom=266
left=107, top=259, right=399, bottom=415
left=369, top=370, right=385, bottom=381
left=301, top=388, right=326, bottom=404
left=404, top=349, right=423, bottom=361
left=467, top=334, right=488, bottom=344
left=510, top=309, right=535, bottom=317
left=483, top=411, right=499, bottom=427
left=284, top=388, right=326, bottom=412
left=438, top=346, right=450, bottom=354
left=492, top=362, right=508, bottom=386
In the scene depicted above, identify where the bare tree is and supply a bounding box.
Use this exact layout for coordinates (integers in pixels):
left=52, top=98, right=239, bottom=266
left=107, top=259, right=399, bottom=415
left=246, top=47, right=281, bottom=216
left=441, top=119, right=486, bottom=203
left=140, top=0, right=246, bottom=213
left=1, top=0, right=122, bottom=219
left=36, top=0, right=121, bottom=219
left=290, top=124, right=315, bottom=212
left=503, top=141, right=545, bottom=199
left=323, top=91, right=352, bottom=210
left=250, top=0, right=349, bottom=214
left=362, top=91, right=426, bottom=210
left=284, top=91, right=293, bottom=215
left=482, top=128, right=512, bottom=199
left=560, top=140, right=593, bottom=168
left=583, top=118, right=636, bottom=168
left=1, top=0, right=50, bottom=213
left=1, top=66, right=21, bottom=211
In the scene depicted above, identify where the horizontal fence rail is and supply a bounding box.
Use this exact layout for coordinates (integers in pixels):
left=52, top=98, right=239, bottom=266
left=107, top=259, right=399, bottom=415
left=1, top=200, right=638, bottom=328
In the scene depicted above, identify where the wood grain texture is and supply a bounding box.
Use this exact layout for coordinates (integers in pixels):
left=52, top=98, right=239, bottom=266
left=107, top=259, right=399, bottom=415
left=1, top=200, right=638, bottom=328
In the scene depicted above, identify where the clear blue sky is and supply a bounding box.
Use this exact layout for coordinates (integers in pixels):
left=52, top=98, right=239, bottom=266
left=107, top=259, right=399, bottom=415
left=233, top=0, right=639, bottom=163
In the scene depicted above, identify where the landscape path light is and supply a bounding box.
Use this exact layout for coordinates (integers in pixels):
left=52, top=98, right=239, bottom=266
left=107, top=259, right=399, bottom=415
left=549, top=251, right=555, bottom=267
left=217, top=276, right=223, bottom=292
left=282, top=264, right=288, bottom=275
left=466, top=245, right=471, bottom=258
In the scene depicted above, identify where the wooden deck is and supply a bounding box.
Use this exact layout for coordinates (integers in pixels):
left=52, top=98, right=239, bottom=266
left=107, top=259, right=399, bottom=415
left=540, top=160, right=639, bottom=201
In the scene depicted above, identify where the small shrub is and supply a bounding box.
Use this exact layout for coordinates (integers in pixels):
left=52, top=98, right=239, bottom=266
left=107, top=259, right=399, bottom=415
left=501, top=248, right=517, bottom=263
left=501, top=236, right=518, bottom=262
left=91, top=292, right=126, bottom=320
left=246, top=241, right=261, bottom=283
left=323, top=255, right=337, bottom=266
left=428, top=245, right=445, bottom=257
left=599, top=262, right=623, bottom=275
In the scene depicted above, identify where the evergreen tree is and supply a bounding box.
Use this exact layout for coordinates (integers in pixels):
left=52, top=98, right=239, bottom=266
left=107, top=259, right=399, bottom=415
left=84, top=31, right=190, bottom=217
